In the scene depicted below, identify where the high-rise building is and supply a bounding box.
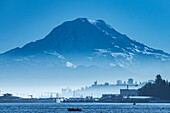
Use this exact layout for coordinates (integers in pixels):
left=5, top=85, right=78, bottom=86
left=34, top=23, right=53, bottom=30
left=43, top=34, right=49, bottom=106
left=104, top=82, right=109, bottom=86
left=123, top=81, right=126, bottom=85
left=117, top=80, right=122, bottom=85
left=94, top=81, right=97, bottom=85
left=128, top=78, right=133, bottom=85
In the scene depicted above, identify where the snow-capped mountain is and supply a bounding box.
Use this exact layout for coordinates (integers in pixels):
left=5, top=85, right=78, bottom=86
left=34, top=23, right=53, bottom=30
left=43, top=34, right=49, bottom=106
left=0, top=18, right=170, bottom=69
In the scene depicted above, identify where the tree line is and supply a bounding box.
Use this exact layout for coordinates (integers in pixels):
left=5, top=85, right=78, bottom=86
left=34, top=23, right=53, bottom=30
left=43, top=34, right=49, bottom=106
left=138, top=75, right=170, bottom=100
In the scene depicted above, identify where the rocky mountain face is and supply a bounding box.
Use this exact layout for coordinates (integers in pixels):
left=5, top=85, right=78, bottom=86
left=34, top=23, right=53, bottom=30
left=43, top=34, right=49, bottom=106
left=0, top=18, right=170, bottom=70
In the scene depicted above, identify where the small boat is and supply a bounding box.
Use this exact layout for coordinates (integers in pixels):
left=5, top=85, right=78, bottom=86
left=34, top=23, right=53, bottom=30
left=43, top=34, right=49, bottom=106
left=67, top=108, right=82, bottom=111
left=133, top=103, right=136, bottom=105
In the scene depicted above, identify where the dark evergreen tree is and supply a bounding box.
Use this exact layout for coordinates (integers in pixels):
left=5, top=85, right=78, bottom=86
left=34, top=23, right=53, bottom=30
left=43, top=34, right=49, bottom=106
left=138, top=75, right=170, bottom=100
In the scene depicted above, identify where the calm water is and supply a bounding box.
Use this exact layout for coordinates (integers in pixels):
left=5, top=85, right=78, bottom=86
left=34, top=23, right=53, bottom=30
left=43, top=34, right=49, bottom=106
left=0, top=103, right=170, bottom=113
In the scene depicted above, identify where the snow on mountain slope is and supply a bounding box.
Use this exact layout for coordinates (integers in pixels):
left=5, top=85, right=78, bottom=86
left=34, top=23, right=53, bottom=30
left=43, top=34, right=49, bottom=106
left=0, top=18, right=170, bottom=69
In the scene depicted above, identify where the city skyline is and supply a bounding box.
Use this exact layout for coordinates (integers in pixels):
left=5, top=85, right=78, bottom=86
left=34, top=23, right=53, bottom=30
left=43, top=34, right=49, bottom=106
left=0, top=77, right=151, bottom=98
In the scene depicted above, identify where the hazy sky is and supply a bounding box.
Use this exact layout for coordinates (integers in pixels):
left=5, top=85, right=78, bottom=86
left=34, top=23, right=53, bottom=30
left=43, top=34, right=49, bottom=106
left=1, top=0, right=170, bottom=54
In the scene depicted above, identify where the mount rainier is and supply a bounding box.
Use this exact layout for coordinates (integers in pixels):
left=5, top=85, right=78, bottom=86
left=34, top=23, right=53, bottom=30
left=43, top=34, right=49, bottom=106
left=0, top=18, right=170, bottom=79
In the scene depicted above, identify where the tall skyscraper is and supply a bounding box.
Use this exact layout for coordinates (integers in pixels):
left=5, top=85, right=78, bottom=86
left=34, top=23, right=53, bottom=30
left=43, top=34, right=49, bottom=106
left=128, top=78, right=133, bottom=85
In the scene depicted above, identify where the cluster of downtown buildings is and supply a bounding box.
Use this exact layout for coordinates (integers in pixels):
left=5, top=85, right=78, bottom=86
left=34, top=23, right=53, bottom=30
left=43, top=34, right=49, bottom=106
left=2, top=78, right=168, bottom=103
left=61, top=78, right=148, bottom=98
left=61, top=78, right=170, bottom=103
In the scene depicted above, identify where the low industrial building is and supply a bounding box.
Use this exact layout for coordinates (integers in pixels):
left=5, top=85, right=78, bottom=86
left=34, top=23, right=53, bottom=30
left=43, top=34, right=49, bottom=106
left=99, top=94, right=123, bottom=102
left=120, top=89, right=138, bottom=96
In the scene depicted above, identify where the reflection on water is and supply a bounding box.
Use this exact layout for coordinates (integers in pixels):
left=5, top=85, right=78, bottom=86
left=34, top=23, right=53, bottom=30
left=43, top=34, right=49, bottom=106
left=0, top=103, right=170, bottom=113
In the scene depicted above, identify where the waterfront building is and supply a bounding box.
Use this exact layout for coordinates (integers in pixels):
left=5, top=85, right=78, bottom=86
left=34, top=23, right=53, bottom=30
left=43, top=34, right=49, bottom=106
left=100, top=94, right=123, bottom=102
left=120, top=89, right=138, bottom=96
left=0, top=93, right=20, bottom=100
